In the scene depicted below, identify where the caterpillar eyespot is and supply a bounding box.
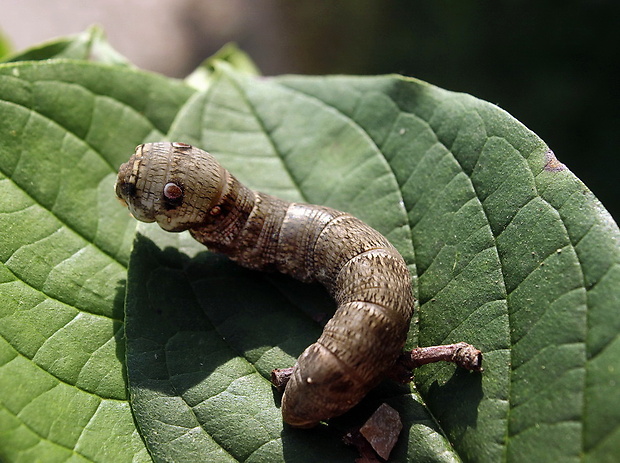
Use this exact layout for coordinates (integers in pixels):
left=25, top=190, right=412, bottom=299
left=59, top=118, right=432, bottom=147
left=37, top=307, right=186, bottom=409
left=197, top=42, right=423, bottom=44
left=163, top=182, right=183, bottom=200
left=116, top=142, right=414, bottom=428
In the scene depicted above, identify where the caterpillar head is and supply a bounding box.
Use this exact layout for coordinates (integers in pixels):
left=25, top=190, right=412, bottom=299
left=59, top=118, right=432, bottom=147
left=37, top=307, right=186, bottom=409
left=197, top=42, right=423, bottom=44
left=115, top=142, right=227, bottom=232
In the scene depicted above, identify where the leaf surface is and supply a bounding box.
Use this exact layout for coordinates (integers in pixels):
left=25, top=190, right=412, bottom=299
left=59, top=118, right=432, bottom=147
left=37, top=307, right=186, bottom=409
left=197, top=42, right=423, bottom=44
left=124, top=64, right=620, bottom=462
left=0, top=43, right=618, bottom=463
left=0, top=60, right=194, bottom=462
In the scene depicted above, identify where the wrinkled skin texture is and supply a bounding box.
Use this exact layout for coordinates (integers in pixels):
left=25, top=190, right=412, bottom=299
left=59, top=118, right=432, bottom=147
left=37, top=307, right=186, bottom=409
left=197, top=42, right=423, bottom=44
left=116, top=142, right=414, bottom=427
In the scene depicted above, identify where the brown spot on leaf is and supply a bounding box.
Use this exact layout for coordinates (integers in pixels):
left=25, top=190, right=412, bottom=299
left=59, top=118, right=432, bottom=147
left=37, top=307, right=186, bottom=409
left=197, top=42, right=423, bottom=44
left=544, top=150, right=566, bottom=172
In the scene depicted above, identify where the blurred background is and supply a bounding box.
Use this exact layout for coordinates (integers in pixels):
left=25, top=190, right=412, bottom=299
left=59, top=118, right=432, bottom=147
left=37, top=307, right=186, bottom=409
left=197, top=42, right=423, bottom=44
left=1, top=0, right=618, bottom=221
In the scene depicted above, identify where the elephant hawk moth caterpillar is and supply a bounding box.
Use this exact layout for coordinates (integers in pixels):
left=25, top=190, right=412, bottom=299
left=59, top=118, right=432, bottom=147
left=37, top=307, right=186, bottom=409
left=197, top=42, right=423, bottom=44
left=116, top=142, right=414, bottom=428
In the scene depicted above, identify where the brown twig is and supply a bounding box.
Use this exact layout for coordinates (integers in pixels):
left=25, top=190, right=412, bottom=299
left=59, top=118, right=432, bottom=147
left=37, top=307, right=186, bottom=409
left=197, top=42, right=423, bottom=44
left=401, top=341, right=483, bottom=371
left=271, top=342, right=483, bottom=390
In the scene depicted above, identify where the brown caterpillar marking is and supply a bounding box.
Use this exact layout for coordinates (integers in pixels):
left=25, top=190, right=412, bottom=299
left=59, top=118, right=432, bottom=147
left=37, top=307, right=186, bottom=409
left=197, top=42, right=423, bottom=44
left=115, top=142, right=414, bottom=428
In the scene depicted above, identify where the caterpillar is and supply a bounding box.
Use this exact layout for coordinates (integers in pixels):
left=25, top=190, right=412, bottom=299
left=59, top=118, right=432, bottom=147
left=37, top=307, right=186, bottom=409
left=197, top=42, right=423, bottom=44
left=115, top=142, right=414, bottom=428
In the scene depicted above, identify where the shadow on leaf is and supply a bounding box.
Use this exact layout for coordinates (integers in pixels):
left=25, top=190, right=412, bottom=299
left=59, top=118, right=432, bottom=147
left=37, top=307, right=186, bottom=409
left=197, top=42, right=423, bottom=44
left=124, top=231, right=480, bottom=461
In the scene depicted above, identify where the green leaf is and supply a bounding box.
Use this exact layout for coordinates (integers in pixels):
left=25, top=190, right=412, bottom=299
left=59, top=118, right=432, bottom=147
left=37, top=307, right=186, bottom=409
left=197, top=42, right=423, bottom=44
left=0, top=29, right=12, bottom=60
left=124, top=63, right=620, bottom=462
left=185, top=43, right=261, bottom=91
left=0, top=61, right=194, bottom=462
left=1, top=26, right=130, bottom=66
left=1, top=39, right=618, bottom=462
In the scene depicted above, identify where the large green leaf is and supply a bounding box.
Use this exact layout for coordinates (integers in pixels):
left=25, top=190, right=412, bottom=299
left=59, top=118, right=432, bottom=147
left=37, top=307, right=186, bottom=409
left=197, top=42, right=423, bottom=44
left=0, top=36, right=618, bottom=462
left=0, top=60, right=194, bottom=462
left=124, top=64, right=620, bottom=462
left=1, top=27, right=130, bottom=66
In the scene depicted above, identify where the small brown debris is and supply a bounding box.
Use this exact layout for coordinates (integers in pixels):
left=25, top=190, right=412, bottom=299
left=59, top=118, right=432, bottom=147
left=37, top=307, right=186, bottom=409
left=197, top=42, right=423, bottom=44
left=359, top=404, right=402, bottom=460
left=271, top=367, right=294, bottom=392
left=544, top=149, right=566, bottom=172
